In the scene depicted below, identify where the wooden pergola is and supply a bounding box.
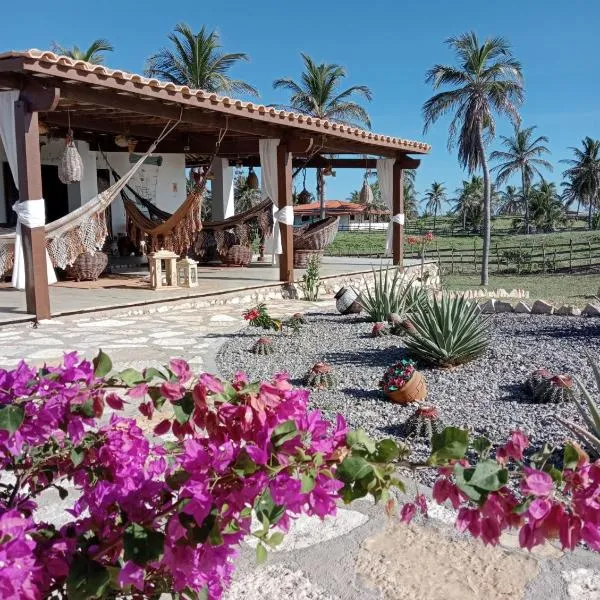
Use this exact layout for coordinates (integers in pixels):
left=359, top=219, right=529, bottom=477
left=0, top=50, right=430, bottom=320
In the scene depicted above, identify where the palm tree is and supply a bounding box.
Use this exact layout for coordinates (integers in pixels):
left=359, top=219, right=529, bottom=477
left=498, top=185, right=523, bottom=216
left=529, top=181, right=565, bottom=232
left=423, top=32, right=523, bottom=285
left=50, top=39, right=114, bottom=64
left=146, top=23, right=258, bottom=96
left=403, top=174, right=419, bottom=219
left=561, top=137, right=600, bottom=229
left=273, top=54, right=372, bottom=218
left=452, top=176, right=483, bottom=231
left=490, top=125, right=552, bottom=233
left=423, top=182, right=446, bottom=232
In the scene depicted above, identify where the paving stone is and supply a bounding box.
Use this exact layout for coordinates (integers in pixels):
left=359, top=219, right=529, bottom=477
left=149, top=331, right=183, bottom=338
left=210, top=314, right=240, bottom=323
left=556, top=305, right=582, bottom=317
left=582, top=303, right=600, bottom=317
left=531, top=300, right=555, bottom=315
left=514, top=301, right=532, bottom=314
left=562, top=568, right=600, bottom=599
left=76, top=319, right=136, bottom=328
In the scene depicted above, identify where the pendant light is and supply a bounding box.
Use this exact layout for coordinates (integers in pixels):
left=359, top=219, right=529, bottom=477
left=246, top=166, right=259, bottom=190
left=297, top=169, right=312, bottom=204
left=359, top=159, right=374, bottom=205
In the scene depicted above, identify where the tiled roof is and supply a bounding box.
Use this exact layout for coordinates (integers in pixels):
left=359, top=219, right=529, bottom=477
left=294, top=201, right=366, bottom=214
left=0, top=50, right=431, bottom=154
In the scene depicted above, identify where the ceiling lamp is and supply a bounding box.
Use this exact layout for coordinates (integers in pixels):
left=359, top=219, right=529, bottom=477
left=246, top=166, right=259, bottom=190
left=114, top=134, right=129, bottom=148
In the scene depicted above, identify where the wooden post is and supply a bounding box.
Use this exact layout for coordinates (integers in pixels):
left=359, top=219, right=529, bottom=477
left=392, top=161, right=403, bottom=268
left=14, top=100, right=51, bottom=320
left=277, top=142, right=293, bottom=283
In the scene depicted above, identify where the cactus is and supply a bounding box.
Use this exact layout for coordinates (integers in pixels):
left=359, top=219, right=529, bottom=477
left=403, top=405, right=445, bottom=440
left=533, top=375, right=576, bottom=404
left=525, top=369, right=552, bottom=396
left=305, top=362, right=336, bottom=390
left=371, top=322, right=390, bottom=338
left=251, top=337, right=275, bottom=356
left=388, top=312, right=416, bottom=336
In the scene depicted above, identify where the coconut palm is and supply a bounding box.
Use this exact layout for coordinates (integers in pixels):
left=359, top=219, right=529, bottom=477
left=490, top=125, right=552, bottom=233
left=498, top=185, right=523, bottom=216
left=452, top=176, right=483, bottom=231
left=403, top=176, right=419, bottom=219
left=423, top=182, right=446, bottom=232
left=561, top=137, right=600, bottom=229
left=50, top=39, right=114, bottom=64
left=273, top=54, right=372, bottom=218
left=529, top=181, right=565, bottom=232
left=146, top=23, right=258, bottom=96
left=423, top=32, right=523, bottom=285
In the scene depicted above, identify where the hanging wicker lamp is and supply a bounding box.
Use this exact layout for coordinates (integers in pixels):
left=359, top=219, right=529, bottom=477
left=298, top=188, right=312, bottom=204
left=58, top=130, right=84, bottom=185
left=246, top=166, right=259, bottom=190
left=359, top=178, right=374, bottom=205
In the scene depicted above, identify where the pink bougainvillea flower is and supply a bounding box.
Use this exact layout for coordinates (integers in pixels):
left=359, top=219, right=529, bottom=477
left=169, top=359, right=191, bottom=383
left=400, top=503, right=417, bottom=523
left=432, top=477, right=464, bottom=509
left=528, top=498, right=552, bottom=521
left=415, top=494, right=428, bottom=516
left=456, top=507, right=481, bottom=537
left=521, top=468, right=554, bottom=497
left=128, top=383, right=148, bottom=399
left=480, top=516, right=502, bottom=545
left=497, top=430, right=529, bottom=463
left=153, top=419, right=172, bottom=436
left=161, top=382, right=184, bottom=402
left=106, top=393, right=125, bottom=411
left=118, top=561, right=145, bottom=591
left=560, top=514, right=582, bottom=550
left=582, top=523, right=600, bottom=551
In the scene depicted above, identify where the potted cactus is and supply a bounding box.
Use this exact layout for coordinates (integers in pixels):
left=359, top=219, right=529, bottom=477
left=305, top=362, right=336, bottom=390
left=251, top=337, right=275, bottom=355
left=371, top=322, right=390, bottom=338
left=525, top=369, right=576, bottom=404
left=404, top=405, right=445, bottom=439
left=379, top=359, right=427, bottom=404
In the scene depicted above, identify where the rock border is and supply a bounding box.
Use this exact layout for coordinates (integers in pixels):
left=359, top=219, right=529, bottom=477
left=478, top=298, right=600, bottom=316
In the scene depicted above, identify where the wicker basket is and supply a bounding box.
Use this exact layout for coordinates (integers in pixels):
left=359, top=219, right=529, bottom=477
left=293, top=217, right=339, bottom=251
left=224, top=245, right=252, bottom=267
left=58, top=134, right=84, bottom=184
left=294, top=249, right=323, bottom=269
left=66, top=251, right=108, bottom=281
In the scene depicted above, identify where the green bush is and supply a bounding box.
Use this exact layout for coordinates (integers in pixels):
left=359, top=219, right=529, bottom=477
left=357, top=267, right=427, bottom=323
left=404, top=294, right=490, bottom=367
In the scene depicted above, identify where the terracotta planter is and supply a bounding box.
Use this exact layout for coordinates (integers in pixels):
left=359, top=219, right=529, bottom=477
left=386, top=371, right=428, bottom=404
left=334, top=287, right=362, bottom=315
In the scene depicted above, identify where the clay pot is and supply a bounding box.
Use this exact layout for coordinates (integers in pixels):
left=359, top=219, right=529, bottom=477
left=335, top=287, right=362, bottom=315
left=386, top=371, right=428, bottom=404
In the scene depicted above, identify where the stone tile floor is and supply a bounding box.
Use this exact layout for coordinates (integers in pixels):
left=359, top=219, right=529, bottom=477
left=3, top=295, right=600, bottom=599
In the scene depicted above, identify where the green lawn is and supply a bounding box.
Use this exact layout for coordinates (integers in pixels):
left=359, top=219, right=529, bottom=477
left=442, top=273, right=600, bottom=307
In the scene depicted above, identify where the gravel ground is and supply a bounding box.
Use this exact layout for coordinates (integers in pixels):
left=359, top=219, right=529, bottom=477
left=216, top=311, right=600, bottom=479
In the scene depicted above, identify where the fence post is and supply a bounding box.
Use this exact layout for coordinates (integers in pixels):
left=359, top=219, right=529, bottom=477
left=451, top=247, right=455, bottom=274
left=542, top=243, right=546, bottom=273
left=569, top=238, right=573, bottom=272
left=473, top=238, right=477, bottom=273
left=589, top=241, right=593, bottom=269
left=553, top=248, right=557, bottom=272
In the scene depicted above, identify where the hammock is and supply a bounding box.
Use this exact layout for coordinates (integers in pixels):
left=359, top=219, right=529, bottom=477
left=0, top=148, right=157, bottom=279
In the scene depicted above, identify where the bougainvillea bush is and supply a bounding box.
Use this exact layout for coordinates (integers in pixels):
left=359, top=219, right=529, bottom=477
left=1, top=352, right=600, bottom=600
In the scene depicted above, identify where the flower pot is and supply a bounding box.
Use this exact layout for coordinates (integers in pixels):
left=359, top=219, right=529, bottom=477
left=386, top=371, right=427, bottom=404
left=334, top=287, right=362, bottom=315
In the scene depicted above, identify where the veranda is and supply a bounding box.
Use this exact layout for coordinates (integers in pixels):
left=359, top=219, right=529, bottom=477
left=0, top=50, right=429, bottom=321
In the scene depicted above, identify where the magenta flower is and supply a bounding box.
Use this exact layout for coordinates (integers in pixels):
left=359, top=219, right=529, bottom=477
left=521, top=468, right=554, bottom=497
left=118, top=561, right=145, bottom=591
left=400, top=502, right=417, bottom=524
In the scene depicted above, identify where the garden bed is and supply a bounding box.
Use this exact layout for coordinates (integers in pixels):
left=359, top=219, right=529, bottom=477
left=216, top=311, right=600, bottom=481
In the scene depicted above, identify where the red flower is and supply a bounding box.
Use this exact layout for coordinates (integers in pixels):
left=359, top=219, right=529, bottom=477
left=244, top=308, right=260, bottom=321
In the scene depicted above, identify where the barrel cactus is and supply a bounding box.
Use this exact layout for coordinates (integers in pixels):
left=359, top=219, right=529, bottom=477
left=388, top=313, right=416, bottom=336
left=305, top=362, right=336, bottom=390
left=533, top=375, right=576, bottom=404
left=251, top=337, right=274, bottom=356
left=525, top=369, right=552, bottom=396
left=404, top=405, right=445, bottom=439
left=371, top=322, right=390, bottom=338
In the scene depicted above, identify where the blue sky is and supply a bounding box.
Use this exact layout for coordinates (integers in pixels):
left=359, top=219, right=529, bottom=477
left=3, top=0, right=599, bottom=210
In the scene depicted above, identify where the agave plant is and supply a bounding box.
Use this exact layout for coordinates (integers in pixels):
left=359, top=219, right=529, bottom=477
left=404, top=294, right=490, bottom=367
left=555, top=356, right=600, bottom=456
left=357, top=267, right=427, bottom=323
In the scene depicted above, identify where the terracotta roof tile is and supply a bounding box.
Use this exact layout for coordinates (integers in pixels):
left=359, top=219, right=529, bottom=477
left=0, top=50, right=431, bottom=154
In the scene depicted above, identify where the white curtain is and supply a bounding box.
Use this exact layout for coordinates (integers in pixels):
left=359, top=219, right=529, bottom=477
left=259, top=138, right=294, bottom=258
left=0, top=90, right=57, bottom=289
left=377, top=158, right=403, bottom=254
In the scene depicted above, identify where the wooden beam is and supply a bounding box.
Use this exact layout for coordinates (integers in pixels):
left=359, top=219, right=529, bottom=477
left=392, top=162, right=404, bottom=268
left=277, top=142, right=294, bottom=283
left=14, top=100, right=51, bottom=320
left=231, top=155, right=421, bottom=170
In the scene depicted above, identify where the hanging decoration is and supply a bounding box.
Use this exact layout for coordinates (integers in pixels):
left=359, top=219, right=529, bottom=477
left=297, top=169, right=312, bottom=204
left=359, top=160, right=374, bottom=205
left=246, top=166, right=259, bottom=190
left=114, top=134, right=129, bottom=148
left=58, top=116, right=84, bottom=185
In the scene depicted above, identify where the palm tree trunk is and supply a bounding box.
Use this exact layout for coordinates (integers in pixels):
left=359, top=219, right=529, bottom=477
left=478, top=125, right=491, bottom=286
left=316, top=168, right=326, bottom=219
left=433, top=208, right=437, bottom=233
left=589, top=193, right=594, bottom=229
left=522, top=169, right=530, bottom=234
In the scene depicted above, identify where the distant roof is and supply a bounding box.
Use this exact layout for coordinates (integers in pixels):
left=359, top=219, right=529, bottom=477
left=0, top=50, right=431, bottom=158
left=295, top=200, right=368, bottom=215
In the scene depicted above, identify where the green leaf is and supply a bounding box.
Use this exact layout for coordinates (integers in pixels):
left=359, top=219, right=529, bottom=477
left=173, top=393, right=195, bottom=424
left=123, top=523, right=165, bottom=565
left=267, top=531, right=285, bottom=547
left=564, top=443, right=580, bottom=470
left=453, top=465, right=483, bottom=503
left=0, top=404, right=24, bottom=434
left=300, top=473, right=316, bottom=493
left=166, top=470, right=191, bottom=490
left=337, top=455, right=375, bottom=483
left=144, top=367, right=167, bottom=382
left=373, top=439, right=400, bottom=463
left=347, top=429, right=377, bottom=454
left=466, top=459, right=508, bottom=491
left=472, top=436, right=492, bottom=457
left=118, top=368, right=144, bottom=387
left=272, top=420, right=299, bottom=447
left=92, top=350, right=112, bottom=378
left=254, top=490, right=285, bottom=526
left=70, top=447, right=85, bottom=467
left=255, top=542, right=268, bottom=564
left=55, top=485, right=68, bottom=500
left=66, top=556, right=111, bottom=600
left=428, top=427, right=469, bottom=465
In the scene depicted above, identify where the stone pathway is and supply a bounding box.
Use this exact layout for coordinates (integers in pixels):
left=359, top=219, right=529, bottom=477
left=3, top=295, right=599, bottom=599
